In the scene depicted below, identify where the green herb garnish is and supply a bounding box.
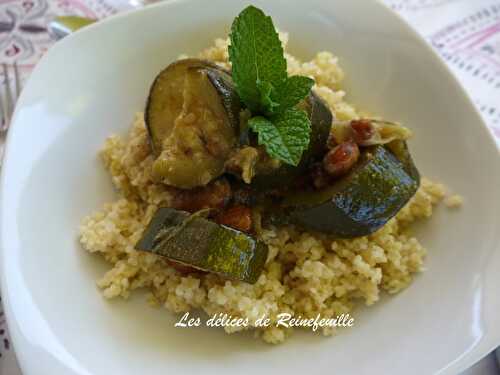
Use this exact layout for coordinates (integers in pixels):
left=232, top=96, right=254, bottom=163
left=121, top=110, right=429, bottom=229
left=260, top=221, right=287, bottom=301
left=229, top=5, right=314, bottom=166
left=248, top=108, right=311, bottom=168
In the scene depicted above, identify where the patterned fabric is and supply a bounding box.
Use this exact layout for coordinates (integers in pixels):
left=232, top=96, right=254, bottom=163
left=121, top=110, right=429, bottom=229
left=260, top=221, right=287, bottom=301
left=0, top=0, right=499, bottom=373
left=0, top=0, right=118, bottom=65
left=386, top=0, right=500, bottom=141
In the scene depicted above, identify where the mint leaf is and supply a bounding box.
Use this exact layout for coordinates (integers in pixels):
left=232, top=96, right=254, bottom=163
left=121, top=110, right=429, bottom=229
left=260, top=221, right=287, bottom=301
left=259, top=76, right=315, bottom=116
left=273, top=76, right=315, bottom=111
left=249, top=108, right=311, bottom=166
left=257, top=80, right=281, bottom=114
left=229, top=6, right=287, bottom=113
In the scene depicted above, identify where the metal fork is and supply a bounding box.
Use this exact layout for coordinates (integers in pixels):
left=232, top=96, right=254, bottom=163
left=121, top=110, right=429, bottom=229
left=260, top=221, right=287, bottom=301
left=0, top=62, right=21, bottom=158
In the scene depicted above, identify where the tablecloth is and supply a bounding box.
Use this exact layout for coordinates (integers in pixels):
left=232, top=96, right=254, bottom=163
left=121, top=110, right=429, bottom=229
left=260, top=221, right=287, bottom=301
left=0, top=0, right=499, bottom=373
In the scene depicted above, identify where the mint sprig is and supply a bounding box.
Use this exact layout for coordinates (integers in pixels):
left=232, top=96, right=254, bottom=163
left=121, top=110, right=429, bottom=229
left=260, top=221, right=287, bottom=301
left=229, top=5, right=314, bottom=166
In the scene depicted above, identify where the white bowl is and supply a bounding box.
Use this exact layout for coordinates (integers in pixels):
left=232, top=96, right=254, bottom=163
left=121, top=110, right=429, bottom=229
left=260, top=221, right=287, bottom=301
left=1, top=1, right=499, bottom=374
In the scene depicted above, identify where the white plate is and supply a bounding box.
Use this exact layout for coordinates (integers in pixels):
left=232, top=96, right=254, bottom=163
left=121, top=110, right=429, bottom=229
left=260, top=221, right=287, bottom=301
left=1, top=0, right=500, bottom=374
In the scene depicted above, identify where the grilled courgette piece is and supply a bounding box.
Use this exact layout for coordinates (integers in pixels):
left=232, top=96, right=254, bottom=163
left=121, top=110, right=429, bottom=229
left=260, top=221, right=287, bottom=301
left=276, top=144, right=420, bottom=237
left=387, top=140, right=420, bottom=182
left=136, top=208, right=268, bottom=284
left=145, top=59, right=241, bottom=189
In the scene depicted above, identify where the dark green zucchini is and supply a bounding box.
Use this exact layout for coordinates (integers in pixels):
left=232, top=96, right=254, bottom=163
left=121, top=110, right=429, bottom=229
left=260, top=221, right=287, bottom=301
left=274, top=144, right=420, bottom=237
left=250, top=91, right=333, bottom=190
left=145, top=58, right=241, bottom=189
left=136, top=208, right=268, bottom=284
left=386, top=140, right=420, bottom=182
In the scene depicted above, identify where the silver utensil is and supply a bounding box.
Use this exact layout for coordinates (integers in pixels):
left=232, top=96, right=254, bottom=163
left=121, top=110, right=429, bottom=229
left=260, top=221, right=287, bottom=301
left=0, top=63, right=22, bottom=159
left=48, top=16, right=96, bottom=40
left=0, top=62, right=21, bottom=151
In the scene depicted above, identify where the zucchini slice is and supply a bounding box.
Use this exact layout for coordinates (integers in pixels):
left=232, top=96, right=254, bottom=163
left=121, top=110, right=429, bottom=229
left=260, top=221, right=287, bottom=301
left=136, top=208, right=268, bottom=284
left=387, top=140, right=420, bottom=182
left=145, top=59, right=241, bottom=189
left=276, top=144, right=420, bottom=237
